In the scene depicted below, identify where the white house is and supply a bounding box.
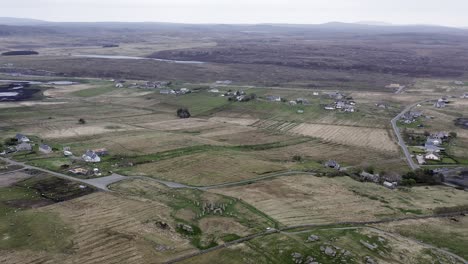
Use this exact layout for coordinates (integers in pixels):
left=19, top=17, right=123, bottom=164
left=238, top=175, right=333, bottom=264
left=425, top=152, right=441, bottom=161
left=15, top=133, right=30, bottom=143
left=208, top=88, right=220, bottom=93
left=82, top=150, right=101, bottom=163
left=115, top=83, right=124, bottom=88
left=266, top=95, right=281, bottom=102
left=39, top=144, right=53, bottom=154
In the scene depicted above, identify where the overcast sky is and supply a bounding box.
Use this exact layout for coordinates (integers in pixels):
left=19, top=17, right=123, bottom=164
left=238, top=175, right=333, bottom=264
left=2, top=0, right=468, bottom=27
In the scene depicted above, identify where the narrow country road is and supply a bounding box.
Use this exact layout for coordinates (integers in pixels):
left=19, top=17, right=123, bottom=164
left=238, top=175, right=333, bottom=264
left=0, top=156, right=111, bottom=191
left=1, top=156, right=314, bottom=191
left=390, top=99, right=434, bottom=170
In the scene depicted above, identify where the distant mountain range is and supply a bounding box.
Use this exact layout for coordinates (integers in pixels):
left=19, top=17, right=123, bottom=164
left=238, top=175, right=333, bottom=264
left=0, top=17, right=466, bottom=34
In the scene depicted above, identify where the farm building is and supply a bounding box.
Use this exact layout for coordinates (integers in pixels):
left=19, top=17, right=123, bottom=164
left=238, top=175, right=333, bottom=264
left=69, top=168, right=89, bottom=176
left=215, top=80, right=232, bottom=85
left=15, top=133, right=30, bottom=143
left=115, top=83, right=124, bottom=88
left=360, top=172, right=380, bottom=183
left=296, top=98, right=309, bottom=104
left=431, top=132, right=449, bottom=139
left=82, top=150, right=101, bottom=163
left=92, top=148, right=108, bottom=156
left=39, top=144, right=53, bottom=154
left=416, top=155, right=426, bottom=165
left=426, top=138, right=442, bottom=146
left=324, top=160, right=340, bottom=170
left=383, top=181, right=397, bottom=189
left=160, top=89, right=175, bottom=95
left=266, top=95, right=281, bottom=102
left=208, top=88, right=219, bottom=93
left=16, top=142, right=32, bottom=152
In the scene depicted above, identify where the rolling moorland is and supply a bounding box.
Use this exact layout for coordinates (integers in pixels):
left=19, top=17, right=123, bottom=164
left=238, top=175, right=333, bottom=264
left=0, top=20, right=468, bottom=264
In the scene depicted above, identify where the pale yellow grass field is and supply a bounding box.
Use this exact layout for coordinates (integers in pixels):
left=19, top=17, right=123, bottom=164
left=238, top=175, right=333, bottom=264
left=290, top=123, right=398, bottom=152
left=126, top=151, right=286, bottom=186
left=26, top=123, right=144, bottom=139
left=208, top=117, right=259, bottom=126
left=211, top=175, right=468, bottom=226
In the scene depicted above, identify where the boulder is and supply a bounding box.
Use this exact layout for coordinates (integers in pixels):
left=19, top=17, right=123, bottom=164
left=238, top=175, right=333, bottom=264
left=324, top=246, right=336, bottom=257
left=307, top=235, right=320, bottom=242
left=291, top=252, right=303, bottom=264
left=365, top=256, right=377, bottom=264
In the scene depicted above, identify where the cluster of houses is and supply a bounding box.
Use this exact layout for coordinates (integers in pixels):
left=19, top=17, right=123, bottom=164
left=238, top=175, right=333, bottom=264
left=400, top=110, right=424, bottom=124
left=359, top=171, right=399, bottom=189
left=0, top=134, right=54, bottom=155
left=114, top=80, right=171, bottom=89
left=416, top=132, right=449, bottom=164
left=222, top=90, right=250, bottom=101
left=322, top=92, right=356, bottom=112
left=0, top=133, right=109, bottom=177
left=160, top=88, right=191, bottom=95
left=289, top=98, right=310, bottom=105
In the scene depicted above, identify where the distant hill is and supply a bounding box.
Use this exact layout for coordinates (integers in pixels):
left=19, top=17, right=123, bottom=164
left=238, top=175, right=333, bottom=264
left=0, top=17, right=47, bottom=25
left=355, top=21, right=393, bottom=26
left=0, top=17, right=466, bottom=36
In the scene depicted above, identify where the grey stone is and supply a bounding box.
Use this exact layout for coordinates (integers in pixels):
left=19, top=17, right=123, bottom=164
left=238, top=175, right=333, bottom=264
left=307, top=235, right=320, bottom=242
left=365, top=256, right=377, bottom=264
left=324, top=246, right=336, bottom=257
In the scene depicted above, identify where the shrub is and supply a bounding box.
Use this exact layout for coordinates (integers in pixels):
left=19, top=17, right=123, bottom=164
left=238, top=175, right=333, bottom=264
left=177, top=108, right=191, bottom=118
left=78, top=118, right=86, bottom=124
left=292, top=155, right=303, bottom=162
left=401, top=169, right=443, bottom=186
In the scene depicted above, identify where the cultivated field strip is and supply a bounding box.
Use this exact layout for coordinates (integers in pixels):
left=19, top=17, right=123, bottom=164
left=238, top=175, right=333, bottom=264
left=290, top=123, right=398, bottom=152
left=27, top=193, right=196, bottom=264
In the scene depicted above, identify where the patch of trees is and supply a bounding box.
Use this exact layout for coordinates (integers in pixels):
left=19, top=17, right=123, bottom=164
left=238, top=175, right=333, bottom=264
left=78, top=118, right=86, bottom=124
left=4, top=138, right=18, bottom=146
left=400, top=169, right=444, bottom=186
left=2, top=50, right=39, bottom=56
left=102, top=44, right=119, bottom=48
left=177, top=108, right=191, bottom=118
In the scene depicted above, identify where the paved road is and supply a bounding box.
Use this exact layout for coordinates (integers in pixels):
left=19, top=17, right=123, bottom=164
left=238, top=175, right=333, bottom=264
left=390, top=100, right=434, bottom=170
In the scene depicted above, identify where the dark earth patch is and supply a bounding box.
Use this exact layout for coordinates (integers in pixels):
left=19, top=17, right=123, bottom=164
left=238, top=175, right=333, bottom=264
left=454, top=118, right=468, bottom=129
